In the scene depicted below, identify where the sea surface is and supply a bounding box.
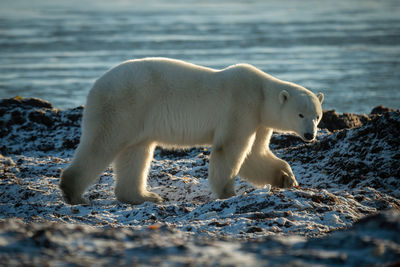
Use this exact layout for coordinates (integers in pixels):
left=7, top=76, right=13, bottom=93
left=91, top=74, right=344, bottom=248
left=0, top=0, right=399, bottom=113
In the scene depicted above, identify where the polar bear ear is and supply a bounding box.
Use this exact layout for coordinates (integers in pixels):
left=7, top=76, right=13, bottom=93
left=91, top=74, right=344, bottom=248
left=317, top=92, right=324, bottom=104
left=279, top=90, right=290, bottom=104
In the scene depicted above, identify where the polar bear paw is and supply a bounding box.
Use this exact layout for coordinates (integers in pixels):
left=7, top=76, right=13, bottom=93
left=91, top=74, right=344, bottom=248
left=217, top=187, right=236, bottom=200
left=280, top=171, right=299, bottom=188
left=116, top=191, right=163, bottom=205
left=142, top=192, right=163, bottom=204
left=60, top=182, right=89, bottom=205
left=61, top=190, right=89, bottom=205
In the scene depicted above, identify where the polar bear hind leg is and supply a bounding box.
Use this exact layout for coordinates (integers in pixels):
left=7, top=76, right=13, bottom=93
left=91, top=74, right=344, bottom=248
left=60, top=98, right=122, bottom=204
left=113, top=142, right=162, bottom=205
left=60, top=141, right=116, bottom=204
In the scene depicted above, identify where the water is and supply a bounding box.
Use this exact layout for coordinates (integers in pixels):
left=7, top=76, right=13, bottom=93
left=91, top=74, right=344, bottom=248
left=1, top=0, right=399, bottom=113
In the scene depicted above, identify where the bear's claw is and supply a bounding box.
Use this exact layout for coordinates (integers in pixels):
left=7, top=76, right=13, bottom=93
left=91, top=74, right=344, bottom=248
left=281, top=171, right=299, bottom=188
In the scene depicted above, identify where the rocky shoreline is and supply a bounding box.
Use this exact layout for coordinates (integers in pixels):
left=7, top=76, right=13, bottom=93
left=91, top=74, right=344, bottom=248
left=0, top=97, right=399, bottom=266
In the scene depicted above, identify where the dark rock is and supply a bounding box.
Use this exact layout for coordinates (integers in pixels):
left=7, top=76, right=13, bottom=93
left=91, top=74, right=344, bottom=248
left=32, top=228, right=53, bottom=248
left=0, top=97, right=83, bottom=155
left=158, top=147, right=201, bottom=158
left=0, top=96, right=53, bottom=109
left=246, top=226, right=264, bottom=233
left=270, top=134, right=303, bottom=148
left=67, top=106, right=84, bottom=122
left=208, top=221, right=229, bottom=227
left=319, top=106, right=399, bottom=132
left=318, top=110, right=369, bottom=131
left=38, top=142, right=55, bottom=152
left=28, top=110, right=54, bottom=128
left=62, top=138, right=80, bottom=150
left=10, top=110, right=25, bottom=125
left=370, top=105, right=395, bottom=115
left=0, top=108, right=6, bottom=117
left=159, top=149, right=190, bottom=158
left=67, top=113, right=82, bottom=123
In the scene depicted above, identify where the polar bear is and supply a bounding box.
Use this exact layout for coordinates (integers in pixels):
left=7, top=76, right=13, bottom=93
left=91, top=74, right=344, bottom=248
left=60, top=58, right=324, bottom=205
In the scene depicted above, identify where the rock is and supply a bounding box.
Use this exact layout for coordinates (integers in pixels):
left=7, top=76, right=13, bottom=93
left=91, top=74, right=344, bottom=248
left=0, top=97, right=82, bottom=154
left=370, top=105, right=395, bottom=115
left=270, top=134, right=303, bottom=148
left=9, top=110, right=25, bottom=125
left=0, top=210, right=399, bottom=266
left=318, top=110, right=369, bottom=131
left=318, top=106, right=399, bottom=132
left=62, top=138, right=80, bottom=149
left=0, top=96, right=53, bottom=109
left=28, top=110, right=54, bottom=128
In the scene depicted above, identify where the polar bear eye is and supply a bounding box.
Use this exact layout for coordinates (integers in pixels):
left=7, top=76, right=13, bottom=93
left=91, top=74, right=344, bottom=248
left=298, top=114, right=304, bottom=118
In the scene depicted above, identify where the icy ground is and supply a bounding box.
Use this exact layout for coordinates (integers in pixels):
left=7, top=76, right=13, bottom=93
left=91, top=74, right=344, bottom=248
left=0, top=97, right=399, bottom=266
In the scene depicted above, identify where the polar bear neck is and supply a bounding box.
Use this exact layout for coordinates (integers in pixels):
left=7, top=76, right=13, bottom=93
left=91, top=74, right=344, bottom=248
left=220, top=63, right=299, bottom=131
left=260, top=75, right=307, bottom=131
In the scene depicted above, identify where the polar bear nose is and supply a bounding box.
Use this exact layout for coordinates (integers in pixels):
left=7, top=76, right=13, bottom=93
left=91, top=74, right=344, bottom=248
left=303, top=133, right=314, bottom=141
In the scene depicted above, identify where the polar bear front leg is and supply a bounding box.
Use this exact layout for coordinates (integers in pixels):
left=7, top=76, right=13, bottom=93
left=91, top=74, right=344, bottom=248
left=267, top=151, right=299, bottom=188
left=208, top=132, right=256, bottom=199
left=238, top=126, right=298, bottom=188
left=239, top=148, right=298, bottom=188
left=114, top=142, right=162, bottom=205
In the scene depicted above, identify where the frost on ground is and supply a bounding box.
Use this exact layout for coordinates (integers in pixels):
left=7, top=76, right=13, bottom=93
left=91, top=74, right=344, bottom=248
left=0, top=97, right=399, bottom=265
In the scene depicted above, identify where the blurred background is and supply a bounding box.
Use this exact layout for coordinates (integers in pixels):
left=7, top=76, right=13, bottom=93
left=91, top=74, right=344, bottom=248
left=0, top=0, right=399, bottom=113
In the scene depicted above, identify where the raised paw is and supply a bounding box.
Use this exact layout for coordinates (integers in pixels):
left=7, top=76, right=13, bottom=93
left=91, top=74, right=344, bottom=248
left=281, top=171, right=299, bottom=188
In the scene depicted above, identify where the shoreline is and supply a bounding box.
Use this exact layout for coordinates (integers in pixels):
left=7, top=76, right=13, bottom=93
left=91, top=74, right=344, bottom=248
left=0, top=97, right=399, bottom=265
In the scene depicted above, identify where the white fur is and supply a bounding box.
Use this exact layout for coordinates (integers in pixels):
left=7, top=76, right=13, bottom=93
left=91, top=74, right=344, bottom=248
left=60, top=58, right=324, bottom=205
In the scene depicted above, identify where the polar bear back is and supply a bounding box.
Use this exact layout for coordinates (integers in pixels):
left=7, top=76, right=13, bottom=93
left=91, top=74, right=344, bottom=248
left=86, top=58, right=264, bottom=147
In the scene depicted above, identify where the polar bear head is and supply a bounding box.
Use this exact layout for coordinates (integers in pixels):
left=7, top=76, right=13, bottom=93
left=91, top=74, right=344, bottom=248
left=277, top=85, right=324, bottom=142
